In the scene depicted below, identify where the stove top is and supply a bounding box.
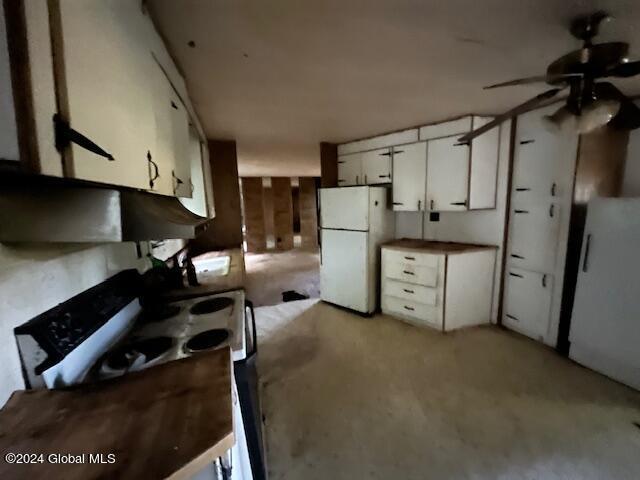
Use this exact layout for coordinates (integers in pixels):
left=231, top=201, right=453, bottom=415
left=184, top=329, right=231, bottom=352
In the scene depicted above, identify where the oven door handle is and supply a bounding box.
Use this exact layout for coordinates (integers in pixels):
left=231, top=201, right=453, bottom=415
left=245, top=299, right=258, bottom=358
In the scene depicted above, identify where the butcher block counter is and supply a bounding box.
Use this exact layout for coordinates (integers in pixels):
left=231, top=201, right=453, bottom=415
left=381, top=239, right=497, bottom=331
left=0, top=348, right=234, bottom=480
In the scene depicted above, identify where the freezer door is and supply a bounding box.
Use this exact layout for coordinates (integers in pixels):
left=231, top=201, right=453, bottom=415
left=320, top=229, right=369, bottom=313
left=320, top=187, right=369, bottom=231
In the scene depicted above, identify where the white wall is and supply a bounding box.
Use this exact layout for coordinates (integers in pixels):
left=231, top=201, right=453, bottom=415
left=0, top=243, right=151, bottom=407
left=395, top=122, right=511, bottom=322
left=0, top=0, right=19, bottom=161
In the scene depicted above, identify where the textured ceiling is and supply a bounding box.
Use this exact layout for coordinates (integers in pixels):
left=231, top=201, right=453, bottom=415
left=148, top=0, right=640, bottom=177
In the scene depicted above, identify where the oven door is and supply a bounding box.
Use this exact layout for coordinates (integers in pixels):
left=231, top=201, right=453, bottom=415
left=234, top=300, right=267, bottom=480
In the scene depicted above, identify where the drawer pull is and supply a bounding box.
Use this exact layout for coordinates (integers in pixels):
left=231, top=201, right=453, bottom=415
left=404, top=306, right=415, bottom=311
left=549, top=204, right=555, bottom=217
left=450, top=201, right=467, bottom=206
left=509, top=272, right=523, bottom=278
left=403, top=289, right=414, bottom=294
left=519, top=139, right=535, bottom=145
left=404, top=256, right=416, bottom=261
left=515, top=187, right=531, bottom=192
left=402, top=270, right=415, bottom=275
left=379, top=174, right=390, bottom=178
left=379, top=151, right=392, bottom=156
left=510, top=254, right=525, bottom=259
left=337, top=160, right=346, bottom=164
left=506, top=314, right=519, bottom=322
left=551, top=182, right=557, bottom=196
left=514, top=209, right=529, bottom=214
left=393, top=202, right=404, bottom=205
left=542, top=274, right=547, bottom=288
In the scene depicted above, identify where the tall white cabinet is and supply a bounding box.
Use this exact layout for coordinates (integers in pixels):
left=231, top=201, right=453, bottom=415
left=502, top=104, right=578, bottom=345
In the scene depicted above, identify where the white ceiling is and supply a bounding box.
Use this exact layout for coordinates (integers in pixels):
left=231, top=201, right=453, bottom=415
left=149, top=0, right=640, bottom=177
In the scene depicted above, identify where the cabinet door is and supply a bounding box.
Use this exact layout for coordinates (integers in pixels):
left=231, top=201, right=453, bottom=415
left=179, top=126, right=208, bottom=217
left=392, top=142, right=427, bottom=211
left=503, top=268, right=553, bottom=341
left=168, top=94, right=191, bottom=197
left=512, top=105, right=578, bottom=206
left=426, top=136, right=470, bottom=211
left=51, top=0, right=155, bottom=189
left=337, top=153, right=361, bottom=186
left=361, top=148, right=392, bottom=184
left=509, top=202, right=562, bottom=273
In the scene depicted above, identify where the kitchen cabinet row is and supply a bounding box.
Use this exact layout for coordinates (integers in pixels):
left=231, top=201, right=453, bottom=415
left=336, top=116, right=500, bottom=212
left=1, top=1, right=213, bottom=216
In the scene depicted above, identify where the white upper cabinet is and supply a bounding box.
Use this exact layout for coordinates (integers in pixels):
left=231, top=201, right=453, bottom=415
left=392, top=142, right=427, bottom=211
left=361, top=148, right=392, bottom=184
left=179, top=126, right=208, bottom=217
left=426, top=136, right=470, bottom=212
left=337, top=153, right=361, bottom=186
left=50, top=0, right=156, bottom=189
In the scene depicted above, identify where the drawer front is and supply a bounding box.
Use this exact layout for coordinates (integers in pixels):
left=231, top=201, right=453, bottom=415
left=382, top=295, right=442, bottom=329
left=383, top=279, right=437, bottom=306
left=385, top=261, right=438, bottom=287
left=383, top=248, right=440, bottom=268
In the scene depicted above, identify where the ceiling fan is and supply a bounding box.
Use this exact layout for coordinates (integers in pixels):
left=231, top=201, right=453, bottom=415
left=459, top=11, right=640, bottom=143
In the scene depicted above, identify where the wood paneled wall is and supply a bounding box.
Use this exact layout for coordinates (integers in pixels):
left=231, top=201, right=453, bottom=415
left=191, top=140, right=243, bottom=254
left=320, top=142, right=338, bottom=187
left=299, top=177, right=318, bottom=249
left=271, top=177, right=294, bottom=250
left=241, top=178, right=266, bottom=252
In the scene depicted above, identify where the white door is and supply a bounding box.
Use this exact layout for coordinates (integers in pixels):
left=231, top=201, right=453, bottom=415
left=361, top=148, right=392, bottom=184
left=52, top=0, right=155, bottom=189
left=320, top=187, right=369, bottom=231
left=503, top=267, right=553, bottom=341
left=426, top=136, right=470, bottom=211
left=320, top=229, right=369, bottom=312
left=569, top=198, right=640, bottom=388
left=508, top=202, right=562, bottom=273
left=392, top=142, right=427, bottom=211
left=512, top=105, right=578, bottom=206
left=337, top=153, right=361, bottom=186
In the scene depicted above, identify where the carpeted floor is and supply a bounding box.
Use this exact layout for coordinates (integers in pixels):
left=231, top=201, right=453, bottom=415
left=255, top=300, right=640, bottom=480
left=244, top=249, right=320, bottom=307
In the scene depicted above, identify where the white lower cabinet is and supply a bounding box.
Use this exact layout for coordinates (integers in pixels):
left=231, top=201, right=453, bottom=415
left=503, top=268, right=553, bottom=341
left=381, top=242, right=496, bottom=332
left=392, top=142, right=427, bottom=211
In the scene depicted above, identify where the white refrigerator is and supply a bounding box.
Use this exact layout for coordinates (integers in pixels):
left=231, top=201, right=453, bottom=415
left=319, top=186, right=394, bottom=314
left=569, top=197, right=640, bottom=390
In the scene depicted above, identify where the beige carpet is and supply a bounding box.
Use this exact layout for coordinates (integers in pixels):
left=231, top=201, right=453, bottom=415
left=255, top=300, right=640, bottom=480
left=244, top=249, right=320, bottom=307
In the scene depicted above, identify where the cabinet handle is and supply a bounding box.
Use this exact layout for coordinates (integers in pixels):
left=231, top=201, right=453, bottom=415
left=514, top=209, right=529, bottom=214
left=582, top=234, right=592, bottom=272
left=430, top=199, right=435, bottom=210
left=337, top=160, right=346, bottom=164
left=379, top=174, right=390, bottom=178
left=515, top=187, right=531, bottom=192
left=393, top=202, right=404, bottom=206
left=403, top=305, right=415, bottom=311
left=172, top=170, right=184, bottom=194
left=509, top=272, right=523, bottom=278
left=450, top=201, right=467, bottom=206
left=147, top=151, right=160, bottom=189
left=403, top=289, right=415, bottom=294
left=404, top=256, right=415, bottom=261
left=549, top=204, right=555, bottom=217
left=506, top=314, right=520, bottom=322
left=510, top=254, right=525, bottom=260
left=551, top=182, right=557, bottom=196
left=519, top=139, right=535, bottom=145
left=53, top=114, right=114, bottom=161
left=364, top=174, right=368, bottom=184
left=379, top=152, right=392, bottom=156
left=338, top=178, right=346, bottom=183
left=402, top=270, right=415, bottom=275
left=393, top=150, right=404, bottom=155
left=542, top=274, right=547, bottom=288
left=171, top=101, right=178, bottom=110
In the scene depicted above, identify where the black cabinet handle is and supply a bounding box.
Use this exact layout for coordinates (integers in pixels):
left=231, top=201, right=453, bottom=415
left=338, top=178, right=346, bottom=182
left=379, top=174, right=390, bottom=178
left=404, top=256, right=415, bottom=261
left=549, top=204, right=555, bottom=217
left=509, top=272, right=523, bottom=278
left=542, top=274, right=547, bottom=288
left=54, top=114, right=114, bottom=161
left=403, top=289, right=414, bottom=294
left=379, top=151, right=392, bottom=156
left=582, top=234, right=592, bottom=272
left=450, top=201, right=467, bottom=206
left=337, top=160, right=346, bottom=164
left=393, top=150, right=404, bottom=154
left=510, top=254, right=525, bottom=259
left=364, top=174, right=368, bottom=184
left=430, top=199, right=434, bottom=210
left=551, top=182, right=557, bottom=196
left=172, top=170, right=184, bottom=194
left=404, top=305, right=415, bottom=311
left=515, top=187, right=531, bottom=192
left=402, top=270, right=415, bottom=275
left=147, top=151, right=160, bottom=189
left=514, top=209, right=529, bottom=214
left=393, top=202, right=404, bottom=206
left=519, top=139, right=535, bottom=145
left=418, top=200, right=421, bottom=210
left=506, top=314, right=520, bottom=321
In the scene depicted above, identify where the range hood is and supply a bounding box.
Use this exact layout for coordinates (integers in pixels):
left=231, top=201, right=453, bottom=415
left=0, top=183, right=209, bottom=242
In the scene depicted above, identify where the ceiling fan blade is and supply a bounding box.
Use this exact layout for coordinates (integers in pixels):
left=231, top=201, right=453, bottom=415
left=484, top=74, right=581, bottom=90
left=458, top=88, right=563, bottom=143
left=606, top=60, right=640, bottom=78
left=596, top=82, right=640, bottom=130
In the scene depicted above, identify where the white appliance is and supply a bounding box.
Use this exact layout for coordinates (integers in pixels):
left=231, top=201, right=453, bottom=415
left=319, top=186, right=394, bottom=314
left=569, top=197, right=640, bottom=390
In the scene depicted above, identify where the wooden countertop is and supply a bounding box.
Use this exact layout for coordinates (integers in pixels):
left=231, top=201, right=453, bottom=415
left=382, top=238, right=498, bottom=254
left=0, top=348, right=234, bottom=480
left=162, top=248, right=245, bottom=301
